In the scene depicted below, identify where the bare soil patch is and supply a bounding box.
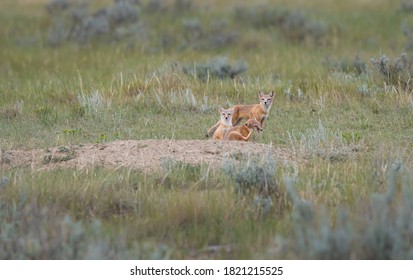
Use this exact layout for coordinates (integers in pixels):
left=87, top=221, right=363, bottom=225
left=1, top=140, right=299, bottom=172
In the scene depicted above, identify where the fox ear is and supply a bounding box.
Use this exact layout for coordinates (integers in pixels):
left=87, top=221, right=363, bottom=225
left=259, top=91, right=264, bottom=97
left=269, top=91, right=274, bottom=97
left=219, top=105, right=224, bottom=112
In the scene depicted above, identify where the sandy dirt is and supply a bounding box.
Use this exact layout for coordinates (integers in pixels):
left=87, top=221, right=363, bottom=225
left=1, top=140, right=300, bottom=172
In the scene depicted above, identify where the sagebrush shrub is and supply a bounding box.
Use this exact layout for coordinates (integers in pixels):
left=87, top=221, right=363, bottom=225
left=400, top=1, right=413, bottom=13
left=273, top=159, right=413, bottom=259
left=182, top=56, right=248, bottom=81
left=180, top=19, right=238, bottom=50
left=77, top=91, right=110, bottom=114
left=46, top=0, right=69, bottom=14
left=235, top=5, right=328, bottom=44
left=279, top=10, right=327, bottom=44
left=222, top=153, right=278, bottom=196
left=46, top=0, right=141, bottom=46
left=0, top=199, right=170, bottom=259
left=207, top=20, right=239, bottom=49
left=371, top=53, right=413, bottom=91
left=145, top=0, right=190, bottom=14
left=323, top=55, right=368, bottom=76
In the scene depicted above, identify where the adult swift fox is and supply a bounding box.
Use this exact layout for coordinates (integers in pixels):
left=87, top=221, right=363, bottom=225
left=224, top=118, right=262, bottom=141
left=207, top=91, right=274, bottom=138
left=212, top=106, right=233, bottom=140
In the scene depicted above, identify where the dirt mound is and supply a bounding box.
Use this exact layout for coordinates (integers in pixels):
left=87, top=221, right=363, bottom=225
left=1, top=140, right=299, bottom=172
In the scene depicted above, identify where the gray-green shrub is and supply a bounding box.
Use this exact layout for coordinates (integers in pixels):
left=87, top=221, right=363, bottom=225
left=371, top=53, right=413, bottom=91
left=234, top=5, right=328, bottom=44
left=323, top=55, right=368, bottom=76
left=182, top=56, right=248, bottom=81
left=0, top=198, right=170, bottom=259
left=222, top=153, right=278, bottom=196
left=46, top=0, right=141, bottom=46
left=274, top=159, right=413, bottom=259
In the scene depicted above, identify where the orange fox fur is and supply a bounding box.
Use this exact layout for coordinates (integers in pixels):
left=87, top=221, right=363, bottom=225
left=212, top=106, right=233, bottom=140
left=207, top=91, right=274, bottom=138
left=224, top=118, right=262, bottom=141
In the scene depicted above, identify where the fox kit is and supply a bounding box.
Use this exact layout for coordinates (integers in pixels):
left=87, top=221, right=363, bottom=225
left=207, top=91, right=274, bottom=138
left=212, top=106, right=233, bottom=140
left=224, top=118, right=262, bottom=141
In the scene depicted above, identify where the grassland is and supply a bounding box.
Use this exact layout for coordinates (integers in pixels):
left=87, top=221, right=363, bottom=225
left=1, top=0, right=413, bottom=259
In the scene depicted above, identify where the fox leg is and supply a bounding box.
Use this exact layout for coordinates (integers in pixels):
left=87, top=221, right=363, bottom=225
left=233, top=118, right=244, bottom=126
left=232, top=112, right=244, bottom=126
left=259, top=116, right=267, bottom=129
left=206, top=120, right=221, bottom=138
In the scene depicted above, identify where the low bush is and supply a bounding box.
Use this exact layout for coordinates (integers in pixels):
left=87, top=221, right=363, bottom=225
left=46, top=0, right=142, bottom=46
left=182, top=56, right=248, bottom=81
left=234, top=5, right=328, bottom=44
left=0, top=196, right=170, bottom=259
left=272, top=159, right=413, bottom=259
left=400, top=1, right=413, bottom=13
left=371, top=53, right=413, bottom=91
left=145, top=0, right=191, bottom=14
left=222, top=153, right=278, bottom=197
left=323, top=55, right=368, bottom=76
left=77, top=91, right=111, bottom=114
left=181, top=19, right=239, bottom=50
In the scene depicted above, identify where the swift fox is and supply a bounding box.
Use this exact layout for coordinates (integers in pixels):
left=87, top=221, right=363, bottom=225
left=224, top=118, right=262, bottom=141
left=207, top=91, right=274, bottom=138
left=212, top=106, right=233, bottom=140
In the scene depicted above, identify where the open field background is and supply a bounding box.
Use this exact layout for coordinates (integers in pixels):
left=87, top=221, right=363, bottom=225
left=1, top=0, right=413, bottom=259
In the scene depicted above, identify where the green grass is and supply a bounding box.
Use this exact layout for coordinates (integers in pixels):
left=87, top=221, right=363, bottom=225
left=1, top=0, right=413, bottom=259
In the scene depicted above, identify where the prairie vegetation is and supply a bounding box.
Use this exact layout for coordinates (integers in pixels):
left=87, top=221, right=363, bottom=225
left=1, top=0, right=413, bottom=259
